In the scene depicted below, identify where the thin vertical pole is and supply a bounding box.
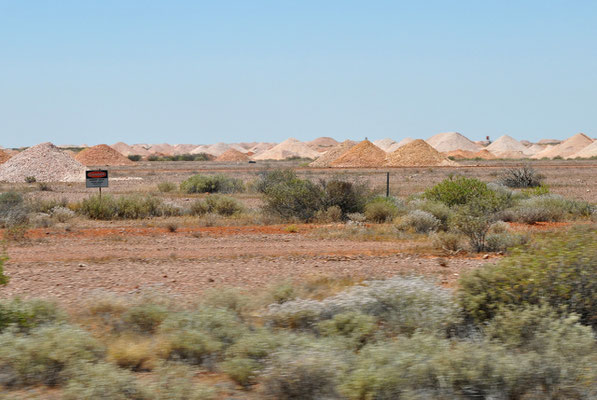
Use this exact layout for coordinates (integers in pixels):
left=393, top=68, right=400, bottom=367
left=386, top=172, right=390, bottom=197
left=99, top=186, right=102, bottom=200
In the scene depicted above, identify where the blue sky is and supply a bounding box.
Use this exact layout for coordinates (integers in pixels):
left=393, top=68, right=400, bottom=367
left=1, top=1, right=595, bottom=147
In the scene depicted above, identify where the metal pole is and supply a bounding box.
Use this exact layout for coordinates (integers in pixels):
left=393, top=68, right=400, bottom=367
left=386, top=172, right=390, bottom=197
left=99, top=186, right=102, bottom=200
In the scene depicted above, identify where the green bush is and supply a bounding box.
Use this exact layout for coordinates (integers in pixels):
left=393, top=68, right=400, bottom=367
left=180, top=174, right=244, bottom=194
left=221, top=357, right=261, bottom=388
left=316, top=311, right=377, bottom=348
left=450, top=198, right=499, bottom=252
left=321, top=179, right=368, bottom=217
left=411, top=199, right=453, bottom=230
left=62, top=361, right=145, bottom=400
left=0, top=253, right=8, bottom=286
left=157, top=182, right=177, bottom=193
left=121, top=303, right=169, bottom=334
left=76, top=195, right=179, bottom=220
left=262, top=174, right=324, bottom=222
left=190, top=195, right=243, bottom=217
left=127, top=154, right=142, bottom=161
left=423, top=176, right=495, bottom=207
left=254, top=169, right=298, bottom=194
left=0, top=191, right=29, bottom=228
left=498, top=165, right=544, bottom=188
left=459, top=227, right=597, bottom=327
left=500, top=194, right=593, bottom=224
left=484, top=232, right=529, bottom=252
left=364, top=197, right=403, bottom=223
left=149, top=362, right=215, bottom=399
left=431, top=231, right=465, bottom=253
left=0, top=324, right=104, bottom=387
left=0, top=298, right=64, bottom=333
left=396, top=210, right=440, bottom=233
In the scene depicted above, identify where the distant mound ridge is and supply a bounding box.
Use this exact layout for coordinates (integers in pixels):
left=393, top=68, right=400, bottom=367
left=385, top=139, right=458, bottom=167
left=373, top=138, right=397, bottom=151
left=0, top=149, right=12, bottom=164
left=307, top=137, right=339, bottom=152
left=486, top=135, right=532, bottom=158
left=532, top=133, right=594, bottom=159
left=329, top=139, right=387, bottom=168
left=387, top=137, right=414, bottom=153
left=216, top=148, right=250, bottom=162
left=0, top=142, right=86, bottom=182
left=253, top=138, right=320, bottom=160
left=426, top=132, right=481, bottom=152
left=309, top=140, right=357, bottom=167
left=444, top=149, right=496, bottom=160
left=570, top=140, right=597, bottom=158
left=75, top=144, right=134, bottom=166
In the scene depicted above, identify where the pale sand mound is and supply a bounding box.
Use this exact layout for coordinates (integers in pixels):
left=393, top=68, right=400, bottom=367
left=538, top=139, right=561, bottom=145
left=205, top=143, right=231, bottom=156
left=0, top=142, right=86, bottom=182
left=111, top=142, right=135, bottom=156
left=385, top=139, right=457, bottom=167
left=307, top=137, right=339, bottom=152
left=216, top=148, right=250, bottom=162
left=526, top=143, right=549, bottom=155
left=128, top=144, right=152, bottom=157
left=253, top=138, right=320, bottom=160
left=531, top=133, right=594, bottom=159
left=329, top=139, right=387, bottom=168
left=248, top=142, right=276, bottom=155
left=148, top=143, right=176, bottom=156
left=486, top=135, right=532, bottom=156
left=426, top=132, right=481, bottom=152
left=172, top=144, right=199, bottom=155
left=75, top=144, right=134, bottom=166
left=309, top=140, right=357, bottom=167
left=386, top=137, right=415, bottom=153
left=570, top=140, right=597, bottom=158
left=190, top=145, right=212, bottom=155
left=0, top=149, right=12, bottom=164
left=444, top=149, right=496, bottom=160
left=373, top=138, right=397, bottom=151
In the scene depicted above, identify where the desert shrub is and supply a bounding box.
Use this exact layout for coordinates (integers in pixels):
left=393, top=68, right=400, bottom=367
left=316, top=311, right=377, bottom=348
left=157, top=181, right=177, bottom=193
left=267, top=276, right=460, bottom=336
left=76, top=195, right=178, bottom=220
left=148, top=155, right=160, bottom=161
left=180, top=174, right=244, bottom=194
left=450, top=198, right=498, bottom=252
left=221, top=357, right=261, bottom=388
left=107, top=336, right=157, bottom=371
left=62, top=361, right=145, bottom=400
left=158, top=308, right=246, bottom=366
left=484, top=232, right=529, bottom=252
left=262, top=345, right=346, bottom=400
left=0, top=324, right=104, bottom=387
left=0, top=298, right=64, bottom=333
left=0, top=254, right=8, bottom=286
left=364, top=196, right=403, bottom=223
left=411, top=199, right=453, bottom=230
left=28, top=197, right=68, bottom=214
left=314, top=205, right=343, bottom=223
left=253, top=169, right=298, bottom=194
left=500, top=194, right=593, bottom=224
left=320, top=179, right=368, bottom=216
left=202, top=288, right=251, bottom=318
left=205, top=195, right=243, bottom=216
left=431, top=231, right=465, bottom=253
left=24, top=176, right=36, bottom=183
left=488, top=220, right=509, bottom=234
left=340, top=331, right=596, bottom=400
left=521, top=183, right=550, bottom=197
left=262, top=174, right=324, bottom=222
left=0, top=191, right=29, bottom=228
left=498, top=165, right=544, bottom=188
left=459, top=227, right=597, bottom=327
left=265, top=281, right=297, bottom=305
left=189, top=199, right=210, bottom=215
left=149, top=362, right=215, bottom=399
left=396, top=210, right=440, bottom=233
left=121, top=303, right=169, bottom=334
left=423, top=176, right=495, bottom=207
left=3, top=224, right=28, bottom=241
left=37, top=182, right=51, bottom=191
left=127, top=154, right=142, bottom=161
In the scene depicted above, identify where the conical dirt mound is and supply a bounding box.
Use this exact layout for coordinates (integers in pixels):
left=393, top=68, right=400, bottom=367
left=75, top=144, right=134, bottom=166
left=486, top=135, right=532, bottom=156
left=329, top=139, right=387, bottom=168
left=0, top=149, right=11, bottom=164
left=253, top=138, right=320, bottom=160
left=444, top=149, right=496, bottom=160
left=426, top=132, right=481, bottom=152
left=532, top=133, right=593, bottom=159
left=309, top=140, right=357, bottom=167
left=0, top=142, right=86, bottom=182
left=216, top=148, right=250, bottom=162
left=385, top=139, right=458, bottom=167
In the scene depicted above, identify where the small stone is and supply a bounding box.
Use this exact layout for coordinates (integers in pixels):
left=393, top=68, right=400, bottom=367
left=78, top=263, right=87, bottom=268
left=482, top=254, right=490, bottom=259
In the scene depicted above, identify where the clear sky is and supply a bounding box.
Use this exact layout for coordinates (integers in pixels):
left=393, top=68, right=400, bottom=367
left=1, top=1, right=596, bottom=147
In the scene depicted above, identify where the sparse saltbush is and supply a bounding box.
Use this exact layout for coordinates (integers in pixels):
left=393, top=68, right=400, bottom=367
left=75, top=194, right=180, bottom=220
left=157, top=181, right=177, bottom=193
left=431, top=231, right=465, bottom=253
left=499, top=194, right=593, bottom=224
left=396, top=210, right=440, bottom=233
left=0, top=324, right=104, bottom=387
left=410, top=199, right=453, bottom=230
left=423, top=176, right=495, bottom=207
left=459, top=226, right=597, bottom=327
left=364, top=196, right=404, bottom=223
left=314, top=205, right=343, bottom=223
left=320, top=179, right=368, bottom=217
left=485, top=232, right=529, bottom=252
left=107, top=336, right=157, bottom=371
left=62, top=361, right=145, bottom=399
left=316, top=311, right=377, bottom=348
left=0, top=298, right=64, bottom=333
left=267, top=276, right=460, bottom=336
left=190, top=195, right=243, bottom=216
left=0, top=191, right=29, bottom=228
left=260, top=170, right=324, bottom=221
left=180, top=174, right=244, bottom=194
left=498, top=165, right=544, bottom=188
left=121, top=303, right=169, bottom=334
left=149, top=362, right=215, bottom=399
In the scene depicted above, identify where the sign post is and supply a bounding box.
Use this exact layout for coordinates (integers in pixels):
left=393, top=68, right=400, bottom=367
left=86, top=170, right=109, bottom=198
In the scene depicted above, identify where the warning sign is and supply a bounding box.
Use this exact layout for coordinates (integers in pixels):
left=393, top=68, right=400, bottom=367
left=86, top=170, right=109, bottom=188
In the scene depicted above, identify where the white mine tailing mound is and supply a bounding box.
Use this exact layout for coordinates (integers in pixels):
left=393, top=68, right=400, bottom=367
left=253, top=138, right=321, bottom=160
left=206, top=143, right=232, bottom=156
left=426, top=132, right=481, bottom=153
left=172, top=144, right=198, bottom=155
left=0, top=142, right=86, bottom=183
left=248, top=142, right=276, bottom=155
left=111, top=142, right=134, bottom=156
left=570, top=140, right=597, bottom=158
left=148, top=143, right=176, bottom=156
left=307, top=137, right=339, bottom=152
left=486, top=135, right=533, bottom=157
left=526, top=143, right=549, bottom=155
left=228, top=143, right=250, bottom=153
left=190, top=145, right=211, bottom=155
left=531, top=133, right=594, bottom=159
left=387, top=137, right=415, bottom=153
left=373, top=138, right=397, bottom=151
